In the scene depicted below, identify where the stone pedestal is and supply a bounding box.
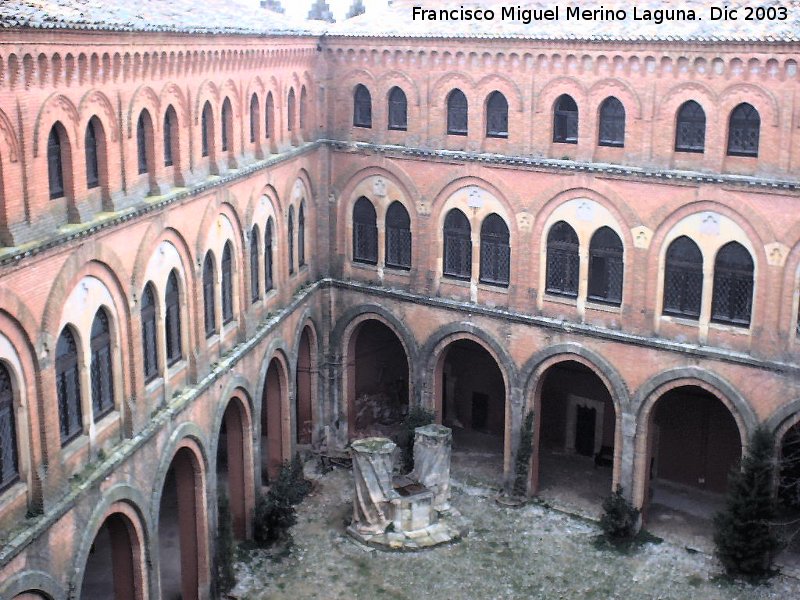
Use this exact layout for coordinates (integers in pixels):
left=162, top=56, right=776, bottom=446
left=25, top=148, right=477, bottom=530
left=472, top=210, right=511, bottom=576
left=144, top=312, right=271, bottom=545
left=350, top=437, right=397, bottom=534
left=411, top=424, right=452, bottom=511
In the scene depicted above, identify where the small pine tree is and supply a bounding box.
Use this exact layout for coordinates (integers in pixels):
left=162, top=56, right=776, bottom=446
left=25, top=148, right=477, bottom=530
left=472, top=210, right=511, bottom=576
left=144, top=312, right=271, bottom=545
left=288, top=453, right=311, bottom=505
left=398, top=407, right=436, bottom=473
left=512, top=411, right=535, bottom=497
left=713, top=425, right=780, bottom=577
left=253, top=459, right=310, bottom=546
left=600, top=485, right=640, bottom=542
left=215, top=491, right=237, bottom=594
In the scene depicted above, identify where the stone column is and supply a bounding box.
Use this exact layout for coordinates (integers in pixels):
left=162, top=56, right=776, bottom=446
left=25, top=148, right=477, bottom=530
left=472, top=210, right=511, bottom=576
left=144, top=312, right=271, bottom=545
left=411, top=424, right=452, bottom=511
left=350, top=437, right=397, bottom=533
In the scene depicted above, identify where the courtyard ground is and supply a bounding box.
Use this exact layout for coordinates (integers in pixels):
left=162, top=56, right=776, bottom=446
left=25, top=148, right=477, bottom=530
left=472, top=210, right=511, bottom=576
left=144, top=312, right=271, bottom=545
left=231, top=449, right=800, bottom=600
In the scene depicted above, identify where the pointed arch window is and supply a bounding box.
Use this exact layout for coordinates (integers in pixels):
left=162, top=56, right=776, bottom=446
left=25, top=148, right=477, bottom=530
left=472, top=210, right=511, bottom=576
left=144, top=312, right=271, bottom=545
left=221, top=98, right=232, bottom=152
left=447, top=89, right=468, bottom=135
left=288, top=89, right=296, bottom=132
left=164, top=106, right=177, bottom=167
left=675, top=100, right=706, bottom=153
left=298, top=203, right=306, bottom=267
left=137, top=110, right=150, bottom=174
left=443, top=208, right=472, bottom=280
left=353, top=84, right=372, bottom=128
left=553, top=94, right=579, bottom=143
left=663, top=236, right=703, bottom=319
left=250, top=93, right=259, bottom=143
left=598, top=97, right=625, bottom=147
left=141, top=283, right=158, bottom=383
left=588, top=227, right=623, bottom=305
left=479, top=214, right=510, bottom=286
left=288, top=207, right=295, bottom=275
left=221, top=242, right=234, bottom=324
left=90, top=310, right=114, bottom=421
left=265, top=218, right=274, bottom=292
left=250, top=227, right=260, bottom=303
left=203, top=252, right=216, bottom=337
left=85, top=117, right=100, bottom=188
left=386, top=201, right=411, bottom=270
left=353, top=197, right=378, bottom=264
left=165, top=271, right=182, bottom=366
left=0, top=363, right=19, bottom=492
left=712, top=242, right=754, bottom=327
left=265, top=93, right=274, bottom=139
left=388, top=87, right=408, bottom=131
left=545, top=221, right=579, bottom=297
left=56, top=327, right=82, bottom=445
left=201, top=101, right=212, bottom=157
left=727, top=103, right=760, bottom=157
left=486, top=91, right=508, bottom=138
left=300, top=86, right=308, bottom=131
left=48, top=124, right=65, bottom=199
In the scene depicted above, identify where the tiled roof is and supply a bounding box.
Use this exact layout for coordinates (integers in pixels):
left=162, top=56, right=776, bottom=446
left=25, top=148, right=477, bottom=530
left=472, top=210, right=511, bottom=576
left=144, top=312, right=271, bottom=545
left=0, top=0, right=323, bottom=35
left=325, top=0, right=800, bottom=42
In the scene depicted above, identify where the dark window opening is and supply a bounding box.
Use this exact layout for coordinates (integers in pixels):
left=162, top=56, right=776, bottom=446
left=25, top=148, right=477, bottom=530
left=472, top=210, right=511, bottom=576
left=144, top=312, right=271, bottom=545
left=85, top=118, right=100, bottom=188
left=0, top=363, right=19, bottom=492
left=545, top=221, right=579, bottom=297
left=385, top=201, right=411, bottom=270
left=250, top=227, right=260, bottom=303
left=137, top=111, right=149, bottom=174
left=388, top=87, right=408, bottom=131
left=711, top=241, right=754, bottom=327
left=221, top=242, right=234, bottom=324
left=553, top=94, right=579, bottom=144
left=486, top=91, right=508, bottom=138
left=479, top=213, right=510, bottom=286
left=447, top=89, right=468, bottom=135
left=675, top=100, right=706, bottom=153
left=663, top=236, right=703, bottom=319
left=443, top=208, right=472, bottom=280
left=265, top=218, right=274, bottom=292
left=598, top=97, right=625, bottom=147
left=727, top=103, right=760, bottom=157
left=587, top=226, right=623, bottom=305
left=353, top=84, right=372, bottom=128
left=298, top=204, right=306, bottom=267
left=90, top=310, right=114, bottom=421
left=48, top=125, right=65, bottom=199
left=56, top=328, right=82, bottom=445
left=201, top=101, right=212, bottom=158
left=165, top=271, right=182, bottom=366
left=203, top=253, right=216, bottom=337
left=353, top=197, right=378, bottom=265
left=288, top=207, right=295, bottom=275
left=141, top=284, right=158, bottom=383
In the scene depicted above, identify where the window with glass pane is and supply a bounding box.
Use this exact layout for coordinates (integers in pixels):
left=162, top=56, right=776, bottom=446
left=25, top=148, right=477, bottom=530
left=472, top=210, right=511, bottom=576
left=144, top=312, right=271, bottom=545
left=727, top=103, right=760, bottom=157
left=265, top=218, right=274, bottom=291
left=165, top=271, right=182, bottom=365
left=663, top=236, right=703, bottom=319
left=141, top=284, right=158, bottom=382
left=85, top=118, right=100, bottom=188
left=553, top=95, right=579, bottom=143
left=202, top=101, right=212, bottom=157
left=675, top=100, right=706, bottom=152
left=221, top=98, right=232, bottom=152
left=90, top=310, right=114, bottom=421
left=137, top=111, right=149, bottom=174
left=353, top=84, right=372, bottom=128
left=298, top=204, right=306, bottom=267
left=203, top=253, right=216, bottom=337
left=598, top=97, right=625, bottom=147
left=385, top=201, right=411, bottom=270
left=222, top=242, right=234, bottom=324
left=250, top=94, right=259, bottom=143
left=0, top=363, right=19, bottom=492
left=587, top=226, right=623, bottom=305
left=48, top=125, right=65, bottom=199
left=388, top=87, right=408, bottom=131
left=712, top=241, right=754, bottom=327
left=164, top=106, right=175, bottom=167
left=288, top=207, right=295, bottom=275
left=353, top=197, right=378, bottom=264
left=443, top=209, right=472, bottom=280
left=56, top=327, right=82, bottom=445
left=545, top=221, right=579, bottom=297
left=447, top=89, right=468, bottom=135
left=486, top=91, right=508, bottom=138
left=250, top=228, right=260, bottom=303
left=480, top=214, right=510, bottom=286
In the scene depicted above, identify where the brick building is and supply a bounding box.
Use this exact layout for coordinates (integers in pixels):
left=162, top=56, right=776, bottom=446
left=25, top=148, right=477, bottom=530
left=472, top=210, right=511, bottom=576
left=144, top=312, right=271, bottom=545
left=1, top=0, right=800, bottom=597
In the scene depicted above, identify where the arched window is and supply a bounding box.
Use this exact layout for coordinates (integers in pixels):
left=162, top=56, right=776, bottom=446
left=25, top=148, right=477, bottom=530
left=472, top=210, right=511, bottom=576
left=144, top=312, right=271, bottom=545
left=353, top=84, right=372, bottom=128
left=545, top=221, right=579, bottom=297
left=300, top=86, right=307, bottom=131
left=90, top=310, right=114, bottom=421
left=165, top=271, right=182, bottom=366
left=265, top=92, right=274, bottom=140
left=250, top=227, right=260, bottom=303
left=221, top=98, right=232, bottom=152
left=298, top=203, right=306, bottom=267
left=0, top=363, right=19, bottom=492
left=352, top=197, right=378, bottom=264
left=675, top=100, right=706, bottom=153
left=712, top=242, right=754, bottom=326
left=553, top=94, right=579, bottom=144
left=727, top=103, right=760, bottom=157
left=141, top=283, right=158, bottom=383
left=486, top=91, right=508, bottom=138
left=221, top=242, right=234, bottom=324
left=588, top=227, right=623, bottom=305
left=203, top=252, right=216, bottom=337
left=447, top=89, right=468, bottom=135
left=480, top=214, right=510, bottom=286
left=287, top=88, right=296, bottom=132
left=56, top=327, right=82, bottom=445
left=598, top=97, right=625, bottom=147
left=265, top=217, right=274, bottom=292
left=250, top=94, right=259, bottom=143
left=48, top=124, right=66, bottom=199
left=443, top=208, right=472, bottom=280
left=385, top=201, right=411, bottom=270
left=164, top=106, right=177, bottom=167
left=201, top=101, right=212, bottom=157
left=136, top=110, right=150, bottom=174
left=85, top=117, right=100, bottom=189
left=288, top=206, right=295, bottom=275
left=663, top=236, right=703, bottom=319
left=388, top=87, right=408, bottom=131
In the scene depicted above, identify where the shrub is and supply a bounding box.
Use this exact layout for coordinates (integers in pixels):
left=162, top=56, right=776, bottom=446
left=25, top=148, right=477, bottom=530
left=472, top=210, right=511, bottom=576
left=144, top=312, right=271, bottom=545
left=253, top=457, right=311, bottom=546
left=512, top=411, right=534, bottom=497
left=398, top=406, right=436, bottom=473
left=215, top=491, right=237, bottom=594
left=600, top=485, right=640, bottom=542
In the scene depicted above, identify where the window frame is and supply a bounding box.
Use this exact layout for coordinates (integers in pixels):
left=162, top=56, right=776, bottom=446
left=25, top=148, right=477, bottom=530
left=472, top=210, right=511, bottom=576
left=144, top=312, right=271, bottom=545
left=545, top=221, right=580, bottom=298
left=553, top=94, right=579, bottom=144
left=353, top=84, right=373, bottom=129
left=388, top=87, right=408, bottom=131
left=598, top=97, right=625, bottom=148
left=675, top=100, right=706, bottom=153
left=141, top=283, right=158, bottom=383
left=352, top=197, right=378, bottom=265
left=447, top=89, right=468, bottom=136
left=443, top=208, right=472, bottom=280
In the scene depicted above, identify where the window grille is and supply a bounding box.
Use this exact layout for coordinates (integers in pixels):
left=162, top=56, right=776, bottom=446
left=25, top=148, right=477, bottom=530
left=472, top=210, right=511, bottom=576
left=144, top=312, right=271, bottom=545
left=265, top=93, right=273, bottom=139
left=287, top=89, right=296, bottom=132
left=164, top=107, right=175, bottom=167
left=221, top=99, right=232, bottom=152
left=250, top=228, right=260, bottom=303
left=546, top=221, right=579, bottom=297
left=486, top=91, right=508, bottom=138
left=90, top=310, right=114, bottom=421
left=388, top=87, right=408, bottom=131
left=353, top=197, right=378, bottom=264
left=85, top=118, right=100, bottom=188
left=265, top=218, right=274, bottom=291
left=598, top=97, right=625, bottom=147
left=250, top=94, right=259, bottom=143
left=447, top=89, right=468, bottom=135
left=711, top=241, right=754, bottom=327
left=222, top=242, right=234, bottom=324
left=203, top=253, right=216, bottom=337
left=553, top=94, right=579, bottom=144
left=663, top=236, right=703, bottom=319
left=298, top=204, right=306, bottom=267
left=675, top=100, right=706, bottom=152
left=288, top=207, right=295, bottom=275
left=202, top=101, right=212, bottom=157
left=727, top=103, right=760, bottom=157
left=353, top=84, right=372, bottom=128
left=480, top=214, right=510, bottom=286
left=137, top=111, right=149, bottom=174
left=165, top=271, right=182, bottom=365
left=300, top=87, right=307, bottom=131
left=48, top=125, right=65, bottom=199
left=443, top=209, right=472, bottom=280
left=587, top=226, right=623, bottom=305
left=56, top=328, right=82, bottom=445
left=386, top=201, right=412, bottom=270
left=141, top=284, right=158, bottom=382
left=0, top=363, right=19, bottom=492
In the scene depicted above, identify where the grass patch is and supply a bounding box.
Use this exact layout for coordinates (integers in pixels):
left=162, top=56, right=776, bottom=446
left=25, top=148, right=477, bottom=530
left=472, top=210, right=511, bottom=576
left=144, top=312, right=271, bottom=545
left=592, top=528, right=663, bottom=554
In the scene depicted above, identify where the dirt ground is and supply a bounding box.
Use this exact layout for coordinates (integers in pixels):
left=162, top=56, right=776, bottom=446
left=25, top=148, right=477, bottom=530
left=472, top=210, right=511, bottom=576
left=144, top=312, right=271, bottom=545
left=231, top=452, right=800, bottom=600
